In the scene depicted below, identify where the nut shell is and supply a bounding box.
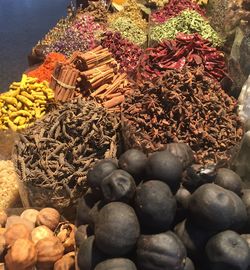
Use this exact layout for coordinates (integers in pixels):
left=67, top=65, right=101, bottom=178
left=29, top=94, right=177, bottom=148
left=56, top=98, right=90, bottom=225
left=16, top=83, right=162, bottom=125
left=4, top=223, right=31, bottom=247
left=56, top=223, right=76, bottom=253
left=21, top=209, right=39, bottom=225
left=31, top=226, right=54, bottom=244
left=36, top=236, right=64, bottom=269
left=5, top=238, right=37, bottom=270
left=53, top=252, right=75, bottom=270
left=37, top=208, right=60, bottom=231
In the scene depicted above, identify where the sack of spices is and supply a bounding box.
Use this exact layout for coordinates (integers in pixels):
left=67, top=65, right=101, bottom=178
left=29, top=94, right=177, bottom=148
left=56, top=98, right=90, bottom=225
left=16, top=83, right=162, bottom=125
left=12, top=99, right=119, bottom=213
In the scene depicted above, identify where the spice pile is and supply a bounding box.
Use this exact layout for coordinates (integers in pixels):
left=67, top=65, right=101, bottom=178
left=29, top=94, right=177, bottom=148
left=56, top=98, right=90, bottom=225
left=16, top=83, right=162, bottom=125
left=149, top=9, right=223, bottom=47
left=13, top=99, right=119, bottom=210
left=50, top=46, right=130, bottom=111
left=84, top=1, right=109, bottom=23
left=101, top=31, right=143, bottom=76
left=122, top=67, right=242, bottom=164
left=45, top=14, right=104, bottom=57
left=27, top=52, right=66, bottom=83
left=0, top=160, right=19, bottom=211
left=137, top=33, right=227, bottom=82
left=0, top=75, right=54, bottom=131
left=151, top=0, right=205, bottom=24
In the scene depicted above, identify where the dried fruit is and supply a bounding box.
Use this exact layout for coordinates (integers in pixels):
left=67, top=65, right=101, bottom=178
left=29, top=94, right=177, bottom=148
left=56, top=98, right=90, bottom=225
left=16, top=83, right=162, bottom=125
left=31, top=226, right=54, bottom=245
left=37, top=208, right=60, bottom=231
left=6, top=215, right=34, bottom=231
left=35, top=236, right=64, bottom=270
left=20, top=209, right=39, bottom=225
left=4, top=223, right=31, bottom=247
left=0, top=212, right=7, bottom=227
left=5, top=239, right=37, bottom=270
left=53, top=252, right=75, bottom=270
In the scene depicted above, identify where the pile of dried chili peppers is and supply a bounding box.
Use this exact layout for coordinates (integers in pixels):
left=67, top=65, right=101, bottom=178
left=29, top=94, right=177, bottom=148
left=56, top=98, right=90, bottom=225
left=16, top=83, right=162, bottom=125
left=151, top=0, right=206, bottom=24
left=101, top=31, right=143, bottom=76
left=137, top=33, right=227, bottom=83
left=122, top=67, right=242, bottom=165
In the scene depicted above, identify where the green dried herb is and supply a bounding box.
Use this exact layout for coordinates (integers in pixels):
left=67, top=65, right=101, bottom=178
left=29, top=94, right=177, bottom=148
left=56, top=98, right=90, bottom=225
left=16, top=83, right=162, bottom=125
left=150, top=9, right=224, bottom=47
left=109, top=17, right=147, bottom=46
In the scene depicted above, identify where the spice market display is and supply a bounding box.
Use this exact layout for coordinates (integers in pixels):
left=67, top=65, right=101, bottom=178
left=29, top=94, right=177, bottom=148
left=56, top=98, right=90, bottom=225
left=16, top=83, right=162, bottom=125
left=1, top=0, right=250, bottom=269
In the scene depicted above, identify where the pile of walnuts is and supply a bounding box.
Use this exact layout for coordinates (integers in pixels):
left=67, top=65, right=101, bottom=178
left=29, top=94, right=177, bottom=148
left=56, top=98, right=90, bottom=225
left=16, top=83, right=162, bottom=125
left=0, top=208, right=76, bottom=269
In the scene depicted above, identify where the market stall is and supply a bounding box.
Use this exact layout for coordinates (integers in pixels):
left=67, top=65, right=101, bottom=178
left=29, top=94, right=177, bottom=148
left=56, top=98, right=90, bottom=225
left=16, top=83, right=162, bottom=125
left=1, top=0, right=250, bottom=269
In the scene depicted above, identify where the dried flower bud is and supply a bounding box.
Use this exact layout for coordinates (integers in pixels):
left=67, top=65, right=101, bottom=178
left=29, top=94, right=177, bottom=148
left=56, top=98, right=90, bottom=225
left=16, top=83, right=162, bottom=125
left=5, top=238, right=37, bottom=270
left=37, top=208, right=60, bottom=231
left=31, top=226, right=54, bottom=245
left=55, top=223, right=76, bottom=253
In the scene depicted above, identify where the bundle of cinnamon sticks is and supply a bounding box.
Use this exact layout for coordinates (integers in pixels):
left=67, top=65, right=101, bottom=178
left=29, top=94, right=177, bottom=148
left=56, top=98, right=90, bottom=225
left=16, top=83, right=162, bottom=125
left=50, top=46, right=131, bottom=111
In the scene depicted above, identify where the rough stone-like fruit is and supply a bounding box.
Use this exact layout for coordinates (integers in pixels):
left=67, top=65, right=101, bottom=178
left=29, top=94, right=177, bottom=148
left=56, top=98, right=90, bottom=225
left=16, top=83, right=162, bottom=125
left=118, top=149, right=147, bottom=179
left=188, top=184, right=247, bottom=231
left=35, top=236, right=64, bottom=270
left=214, top=168, right=243, bottom=195
left=205, top=230, right=250, bottom=270
left=4, top=223, right=31, bottom=246
left=94, top=258, right=137, bottom=270
left=20, top=209, right=39, bottom=225
left=36, top=208, right=60, bottom=231
left=175, top=186, right=191, bottom=209
left=184, top=257, right=195, bottom=270
left=165, top=143, right=194, bottom=169
left=31, top=225, right=54, bottom=245
left=134, top=180, right=176, bottom=233
left=77, top=236, right=106, bottom=270
left=146, top=150, right=183, bottom=193
left=5, top=239, right=37, bottom=270
left=6, top=215, right=34, bottom=231
left=95, top=202, right=140, bottom=256
left=101, top=170, right=136, bottom=203
left=87, top=159, right=118, bottom=189
left=137, top=231, right=186, bottom=270
left=75, top=225, right=87, bottom=248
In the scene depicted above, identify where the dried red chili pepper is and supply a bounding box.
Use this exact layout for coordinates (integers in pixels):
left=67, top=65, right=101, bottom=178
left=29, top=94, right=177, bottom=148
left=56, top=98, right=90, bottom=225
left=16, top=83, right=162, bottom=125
left=151, top=0, right=206, bottom=24
left=137, top=33, right=228, bottom=84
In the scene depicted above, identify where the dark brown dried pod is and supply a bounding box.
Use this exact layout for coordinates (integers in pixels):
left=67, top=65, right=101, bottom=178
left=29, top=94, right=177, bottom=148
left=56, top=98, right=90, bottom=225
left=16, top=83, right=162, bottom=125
left=12, top=99, right=119, bottom=211
left=122, top=67, right=242, bottom=164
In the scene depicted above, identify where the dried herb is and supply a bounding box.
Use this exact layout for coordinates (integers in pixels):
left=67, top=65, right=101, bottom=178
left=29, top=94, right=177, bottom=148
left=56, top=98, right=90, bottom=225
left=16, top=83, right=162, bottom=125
left=122, top=67, right=242, bottom=164
left=13, top=99, right=119, bottom=211
left=151, top=0, right=205, bottom=23
left=109, top=17, right=147, bottom=47
left=84, top=1, right=109, bottom=23
left=138, top=33, right=227, bottom=83
left=101, top=31, right=143, bottom=76
left=45, top=14, right=104, bottom=57
left=149, top=9, right=224, bottom=47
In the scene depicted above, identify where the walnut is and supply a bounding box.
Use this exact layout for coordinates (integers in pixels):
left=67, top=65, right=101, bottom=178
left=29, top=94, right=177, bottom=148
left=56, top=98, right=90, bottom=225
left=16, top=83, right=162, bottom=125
left=55, top=222, right=76, bottom=252
left=35, top=236, right=64, bottom=270
left=5, top=238, right=37, bottom=270
left=0, top=212, right=7, bottom=227
left=6, top=215, right=34, bottom=232
left=37, top=208, right=60, bottom=231
left=4, top=224, right=31, bottom=247
left=31, top=226, right=54, bottom=245
left=53, top=252, right=75, bottom=270
left=21, top=209, right=39, bottom=225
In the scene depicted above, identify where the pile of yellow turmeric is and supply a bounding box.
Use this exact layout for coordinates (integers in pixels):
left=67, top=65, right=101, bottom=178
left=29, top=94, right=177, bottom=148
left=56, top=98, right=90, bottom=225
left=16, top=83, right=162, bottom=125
left=0, top=74, right=54, bottom=131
